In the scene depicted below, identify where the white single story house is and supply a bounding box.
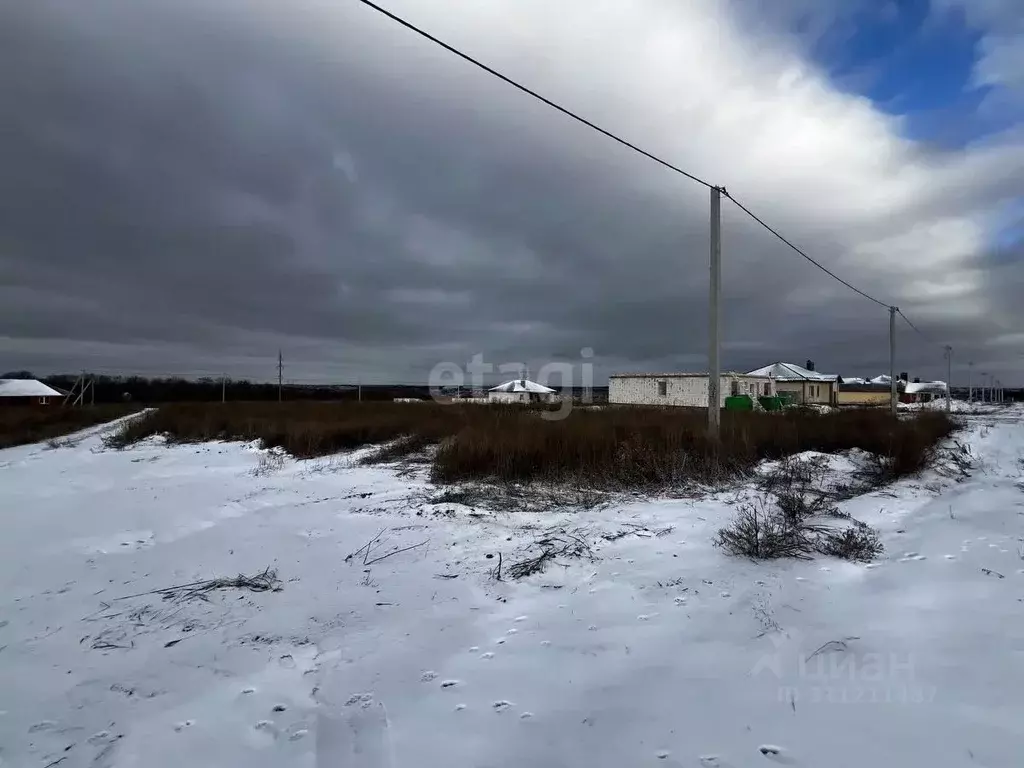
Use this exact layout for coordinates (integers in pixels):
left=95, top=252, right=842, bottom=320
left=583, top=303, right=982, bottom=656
left=746, top=361, right=839, bottom=405
left=903, top=380, right=947, bottom=403
left=0, top=378, right=63, bottom=407
left=608, top=372, right=774, bottom=408
left=487, top=378, right=559, bottom=404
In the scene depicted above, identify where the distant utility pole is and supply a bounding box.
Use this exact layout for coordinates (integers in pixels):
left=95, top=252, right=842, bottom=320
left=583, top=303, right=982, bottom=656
left=944, top=346, right=952, bottom=413
left=708, top=185, right=722, bottom=439
left=889, top=306, right=897, bottom=416
left=222, top=375, right=226, bottom=404
left=968, top=361, right=974, bottom=402
left=278, top=350, right=283, bottom=402
left=981, top=372, right=987, bottom=403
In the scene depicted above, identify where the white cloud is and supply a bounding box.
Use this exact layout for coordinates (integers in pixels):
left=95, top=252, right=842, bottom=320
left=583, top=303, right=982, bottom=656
left=354, top=0, right=1024, bottom=311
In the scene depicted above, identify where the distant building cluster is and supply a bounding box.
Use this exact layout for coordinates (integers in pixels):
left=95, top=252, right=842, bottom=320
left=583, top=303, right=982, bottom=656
left=609, top=361, right=948, bottom=408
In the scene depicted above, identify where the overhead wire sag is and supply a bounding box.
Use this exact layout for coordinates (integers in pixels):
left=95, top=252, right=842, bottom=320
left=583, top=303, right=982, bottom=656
left=355, top=0, right=954, bottom=346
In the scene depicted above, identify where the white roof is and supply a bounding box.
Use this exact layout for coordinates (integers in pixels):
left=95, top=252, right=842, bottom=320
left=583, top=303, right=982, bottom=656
left=0, top=379, right=63, bottom=398
left=488, top=378, right=556, bottom=394
left=746, top=362, right=837, bottom=382
left=905, top=381, right=947, bottom=394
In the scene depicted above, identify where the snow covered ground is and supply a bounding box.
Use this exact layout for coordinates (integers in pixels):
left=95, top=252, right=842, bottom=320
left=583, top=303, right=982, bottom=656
left=2, top=407, right=1024, bottom=767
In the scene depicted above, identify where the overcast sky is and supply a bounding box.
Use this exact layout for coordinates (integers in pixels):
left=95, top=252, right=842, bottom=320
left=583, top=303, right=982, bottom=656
left=2, top=0, right=1022, bottom=385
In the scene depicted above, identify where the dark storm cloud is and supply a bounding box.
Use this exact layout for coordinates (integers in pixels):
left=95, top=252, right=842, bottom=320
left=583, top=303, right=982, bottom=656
left=0, top=0, right=1021, bottom=384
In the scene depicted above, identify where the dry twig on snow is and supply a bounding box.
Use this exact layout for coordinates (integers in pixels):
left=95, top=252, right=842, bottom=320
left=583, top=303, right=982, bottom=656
left=114, top=567, right=282, bottom=603
left=507, top=527, right=594, bottom=579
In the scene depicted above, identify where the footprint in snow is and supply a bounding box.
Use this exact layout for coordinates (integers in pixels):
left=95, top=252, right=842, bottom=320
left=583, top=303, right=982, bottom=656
left=420, top=671, right=438, bottom=682
left=519, top=712, right=533, bottom=719
left=440, top=680, right=460, bottom=688
left=241, top=687, right=256, bottom=695
left=288, top=728, right=308, bottom=741
left=492, top=701, right=513, bottom=712
left=898, top=553, right=927, bottom=562
left=469, top=646, right=479, bottom=652
left=254, top=720, right=278, bottom=737
left=944, top=555, right=956, bottom=560
left=495, top=638, right=507, bottom=645
left=173, top=720, right=195, bottom=732
left=514, top=616, right=528, bottom=623
left=759, top=744, right=798, bottom=764
left=455, top=704, right=467, bottom=711
left=720, top=591, right=732, bottom=598
left=588, top=625, right=598, bottom=631
left=656, top=750, right=671, bottom=759
left=506, top=628, right=518, bottom=635
left=540, top=640, right=552, bottom=647
left=481, top=652, right=494, bottom=660
left=345, top=693, right=374, bottom=708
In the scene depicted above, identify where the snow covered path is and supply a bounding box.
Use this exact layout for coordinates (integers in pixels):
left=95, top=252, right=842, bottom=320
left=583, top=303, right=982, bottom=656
left=2, top=410, right=1023, bottom=767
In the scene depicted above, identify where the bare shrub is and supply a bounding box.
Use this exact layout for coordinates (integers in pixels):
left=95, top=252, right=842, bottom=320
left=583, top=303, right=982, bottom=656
left=817, top=522, right=884, bottom=562
left=250, top=451, right=285, bottom=477
left=715, top=499, right=817, bottom=560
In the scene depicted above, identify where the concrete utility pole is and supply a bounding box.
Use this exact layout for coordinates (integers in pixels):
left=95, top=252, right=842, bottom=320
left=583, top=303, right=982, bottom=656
left=981, top=372, right=988, bottom=403
left=708, top=186, right=722, bottom=439
left=889, top=306, right=898, bottom=416
left=968, top=361, right=973, bottom=402
left=278, top=350, right=283, bottom=402
left=944, top=346, right=952, bottom=413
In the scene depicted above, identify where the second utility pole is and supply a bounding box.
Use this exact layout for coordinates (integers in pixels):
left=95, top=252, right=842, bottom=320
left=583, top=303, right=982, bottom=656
left=708, top=186, right=722, bottom=440
left=889, top=306, right=897, bottom=416
left=278, top=350, right=283, bottom=402
left=944, top=346, right=952, bottom=413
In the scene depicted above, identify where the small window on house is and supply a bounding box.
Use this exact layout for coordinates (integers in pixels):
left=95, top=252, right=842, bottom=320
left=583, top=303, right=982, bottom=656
left=730, top=380, right=739, bottom=397
left=657, top=380, right=667, bottom=396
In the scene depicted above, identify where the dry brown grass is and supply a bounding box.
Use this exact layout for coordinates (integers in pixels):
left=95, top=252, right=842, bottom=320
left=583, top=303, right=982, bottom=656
left=104, top=402, right=957, bottom=491
left=0, top=404, right=140, bottom=450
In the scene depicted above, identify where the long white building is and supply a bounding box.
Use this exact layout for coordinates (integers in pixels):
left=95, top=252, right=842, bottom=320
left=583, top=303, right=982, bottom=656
left=608, top=372, right=774, bottom=407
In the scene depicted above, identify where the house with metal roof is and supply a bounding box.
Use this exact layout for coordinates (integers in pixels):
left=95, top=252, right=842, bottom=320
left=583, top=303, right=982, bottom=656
left=745, top=361, right=838, bottom=405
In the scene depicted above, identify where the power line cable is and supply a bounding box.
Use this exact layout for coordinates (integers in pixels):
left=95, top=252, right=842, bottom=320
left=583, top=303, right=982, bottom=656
left=722, top=191, right=890, bottom=309
left=353, top=0, right=715, bottom=190
left=897, top=308, right=946, bottom=349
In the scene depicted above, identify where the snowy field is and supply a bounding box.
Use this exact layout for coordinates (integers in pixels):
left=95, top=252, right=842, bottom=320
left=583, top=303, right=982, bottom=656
left=2, top=407, right=1024, bottom=767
